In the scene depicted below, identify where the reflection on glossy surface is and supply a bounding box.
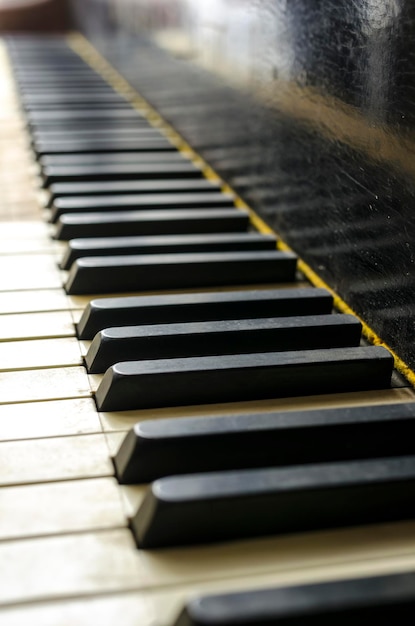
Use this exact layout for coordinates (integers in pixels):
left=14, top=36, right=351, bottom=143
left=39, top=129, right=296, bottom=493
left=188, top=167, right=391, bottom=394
left=73, top=0, right=415, bottom=371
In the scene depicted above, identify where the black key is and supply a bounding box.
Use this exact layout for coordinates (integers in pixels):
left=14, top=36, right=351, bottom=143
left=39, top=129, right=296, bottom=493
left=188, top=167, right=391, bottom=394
left=18, top=80, right=109, bottom=89
left=19, top=84, right=112, bottom=94
left=27, top=109, right=147, bottom=123
left=50, top=192, right=235, bottom=222
left=86, top=314, right=361, bottom=373
left=34, top=138, right=175, bottom=158
left=13, top=62, right=98, bottom=70
left=95, top=346, right=392, bottom=411
left=61, top=232, right=277, bottom=270
left=41, top=152, right=186, bottom=168
left=16, top=71, right=98, bottom=80
left=35, top=120, right=152, bottom=134
left=48, top=178, right=220, bottom=205
left=65, top=250, right=297, bottom=295
left=77, top=288, right=333, bottom=340
left=25, top=101, right=133, bottom=112
left=33, top=128, right=160, bottom=142
left=55, top=208, right=249, bottom=241
left=42, top=162, right=202, bottom=186
left=13, top=62, right=95, bottom=70
left=174, top=572, right=415, bottom=626
left=131, top=453, right=412, bottom=548
left=22, top=91, right=117, bottom=101
left=115, top=402, right=415, bottom=483
left=17, top=75, right=107, bottom=84
left=15, top=64, right=101, bottom=71
left=21, top=92, right=126, bottom=105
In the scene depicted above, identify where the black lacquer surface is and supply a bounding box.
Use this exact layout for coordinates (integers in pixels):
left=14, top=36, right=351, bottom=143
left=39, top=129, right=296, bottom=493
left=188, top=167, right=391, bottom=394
left=71, top=0, right=415, bottom=371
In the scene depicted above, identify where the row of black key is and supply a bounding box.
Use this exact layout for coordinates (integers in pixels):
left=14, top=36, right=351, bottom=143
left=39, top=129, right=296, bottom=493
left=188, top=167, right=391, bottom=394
left=10, top=37, right=412, bottom=625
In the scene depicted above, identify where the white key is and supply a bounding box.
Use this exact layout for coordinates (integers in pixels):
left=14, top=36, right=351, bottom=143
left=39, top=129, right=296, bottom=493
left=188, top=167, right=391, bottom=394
left=0, top=477, right=125, bottom=540
left=0, top=311, right=75, bottom=341
left=0, top=338, right=82, bottom=371
left=0, top=222, right=50, bottom=241
left=0, top=433, right=113, bottom=486
left=2, top=523, right=415, bottom=608
left=98, top=387, right=415, bottom=432
left=0, top=367, right=91, bottom=404
left=0, top=397, right=100, bottom=441
left=0, top=529, right=142, bottom=605
left=0, top=593, right=154, bottom=626
left=0, top=255, right=62, bottom=290
left=0, top=289, right=72, bottom=315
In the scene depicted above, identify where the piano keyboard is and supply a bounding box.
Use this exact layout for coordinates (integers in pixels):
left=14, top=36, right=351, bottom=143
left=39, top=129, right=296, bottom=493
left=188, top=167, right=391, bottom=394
left=2, top=33, right=415, bottom=625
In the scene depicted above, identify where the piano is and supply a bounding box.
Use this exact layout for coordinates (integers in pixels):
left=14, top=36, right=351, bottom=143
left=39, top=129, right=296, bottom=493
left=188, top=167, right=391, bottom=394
left=2, top=1, right=415, bottom=624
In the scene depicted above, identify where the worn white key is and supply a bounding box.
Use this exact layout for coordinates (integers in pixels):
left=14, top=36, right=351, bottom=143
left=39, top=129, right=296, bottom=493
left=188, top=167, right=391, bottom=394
left=143, top=552, right=415, bottom=626
left=6, top=545, right=415, bottom=626
left=0, top=529, right=142, bottom=606
left=0, top=310, right=75, bottom=341
left=0, top=255, right=62, bottom=290
left=0, top=593, right=154, bottom=626
left=0, top=222, right=50, bottom=240
left=0, top=397, right=99, bottom=441
left=135, top=520, right=415, bottom=590
left=99, top=387, right=415, bottom=432
left=0, top=338, right=82, bottom=371
left=3, top=522, right=415, bottom=608
left=0, top=203, right=42, bottom=222
left=0, top=477, right=125, bottom=540
left=0, top=289, right=73, bottom=315
left=0, top=367, right=91, bottom=404
left=0, top=238, right=58, bottom=254
left=0, top=433, right=113, bottom=486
